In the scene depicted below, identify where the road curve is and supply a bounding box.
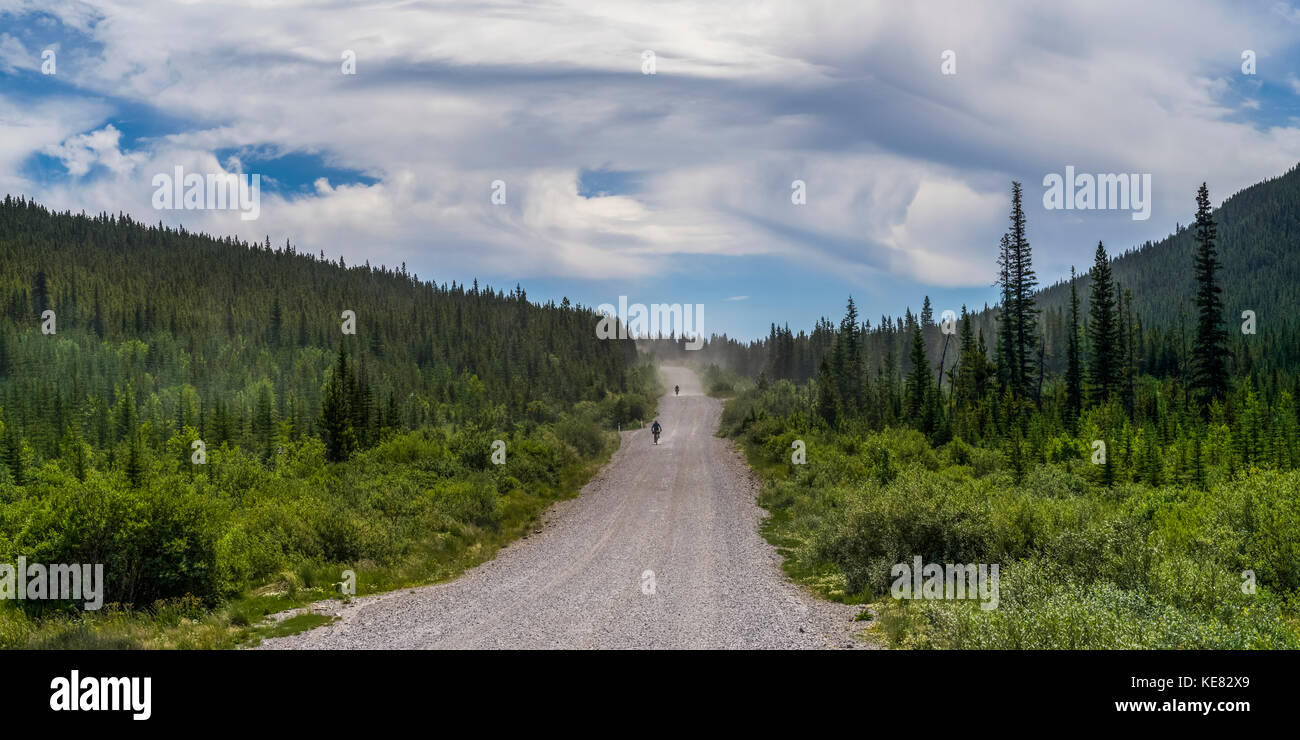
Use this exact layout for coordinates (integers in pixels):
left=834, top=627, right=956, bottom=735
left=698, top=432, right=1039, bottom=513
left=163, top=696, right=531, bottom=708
left=256, top=366, right=869, bottom=649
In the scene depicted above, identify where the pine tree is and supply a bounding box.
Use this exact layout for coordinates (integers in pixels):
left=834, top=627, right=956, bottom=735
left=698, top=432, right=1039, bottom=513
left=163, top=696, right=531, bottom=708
left=1120, top=286, right=1137, bottom=413
left=270, top=294, right=283, bottom=349
left=91, top=288, right=104, bottom=338
left=1087, top=241, right=1119, bottom=403
left=905, top=322, right=932, bottom=430
left=255, top=384, right=276, bottom=460
left=33, top=268, right=49, bottom=313
left=814, top=357, right=839, bottom=428
left=319, top=347, right=357, bottom=462
left=352, top=352, right=374, bottom=445
left=125, top=428, right=145, bottom=488
left=996, top=232, right=1015, bottom=393
left=995, top=183, right=1038, bottom=399
left=831, top=298, right=861, bottom=414
left=1189, top=183, right=1229, bottom=408
left=1191, top=435, right=1206, bottom=489
left=1065, top=267, right=1083, bottom=424
left=2, top=423, right=23, bottom=486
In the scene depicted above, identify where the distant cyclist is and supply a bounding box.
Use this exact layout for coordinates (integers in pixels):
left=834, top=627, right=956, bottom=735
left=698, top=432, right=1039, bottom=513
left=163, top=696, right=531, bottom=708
left=651, top=419, right=662, bottom=444
left=674, top=385, right=680, bottom=396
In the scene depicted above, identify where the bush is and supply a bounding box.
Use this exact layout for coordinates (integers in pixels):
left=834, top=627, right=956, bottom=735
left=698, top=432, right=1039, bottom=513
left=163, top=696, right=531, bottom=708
left=555, top=416, right=606, bottom=459
left=810, top=469, right=995, bottom=597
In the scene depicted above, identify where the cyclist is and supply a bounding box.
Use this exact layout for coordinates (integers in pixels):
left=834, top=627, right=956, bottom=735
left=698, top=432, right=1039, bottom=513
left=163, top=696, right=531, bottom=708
left=674, top=385, right=680, bottom=396
left=651, top=419, right=662, bottom=444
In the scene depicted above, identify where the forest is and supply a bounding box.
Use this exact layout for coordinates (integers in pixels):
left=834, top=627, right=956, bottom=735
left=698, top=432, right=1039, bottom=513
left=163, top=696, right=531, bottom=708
left=651, top=169, right=1300, bottom=648
left=0, top=197, right=657, bottom=647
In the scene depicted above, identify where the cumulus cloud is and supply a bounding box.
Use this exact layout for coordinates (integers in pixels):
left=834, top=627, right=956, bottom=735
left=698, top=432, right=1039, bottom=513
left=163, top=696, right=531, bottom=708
left=3, top=0, right=1300, bottom=301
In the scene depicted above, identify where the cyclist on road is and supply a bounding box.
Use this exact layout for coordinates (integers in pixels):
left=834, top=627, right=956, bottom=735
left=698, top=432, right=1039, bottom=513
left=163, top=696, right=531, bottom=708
left=651, top=419, right=662, bottom=444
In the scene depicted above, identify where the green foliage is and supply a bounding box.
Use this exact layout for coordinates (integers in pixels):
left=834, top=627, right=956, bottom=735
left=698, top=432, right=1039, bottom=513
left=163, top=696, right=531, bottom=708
left=1190, top=182, right=1230, bottom=407
left=0, top=198, right=658, bottom=642
left=727, top=385, right=1300, bottom=648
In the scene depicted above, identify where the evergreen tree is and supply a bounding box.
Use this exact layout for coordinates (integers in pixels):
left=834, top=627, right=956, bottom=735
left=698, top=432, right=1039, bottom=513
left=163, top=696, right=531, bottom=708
left=814, top=357, right=839, bottom=428
left=270, top=294, right=283, bottom=348
left=996, top=183, right=1038, bottom=399
left=125, top=428, right=145, bottom=488
left=2, top=423, right=23, bottom=486
left=34, top=268, right=49, bottom=313
left=996, top=232, right=1014, bottom=391
left=1009, top=183, right=1038, bottom=397
left=255, top=384, right=276, bottom=460
left=320, top=347, right=357, bottom=462
left=831, top=298, right=861, bottom=414
left=1088, top=241, right=1119, bottom=403
left=352, top=351, right=374, bottom=445
left=1189, top=183, right=1229, bottom=407
left=905, top=322, right=932, bottom=429
left=1065, top=267, right=1083, bottom=423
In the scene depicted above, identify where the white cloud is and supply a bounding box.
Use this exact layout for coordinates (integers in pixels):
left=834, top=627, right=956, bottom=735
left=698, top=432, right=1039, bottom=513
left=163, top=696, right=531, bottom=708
left=4, top=0, right=1300, bottom=295
left=42, top=124, right=141, bottom=177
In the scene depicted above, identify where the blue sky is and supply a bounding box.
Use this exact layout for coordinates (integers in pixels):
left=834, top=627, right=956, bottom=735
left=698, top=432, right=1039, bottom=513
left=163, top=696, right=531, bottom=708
left=3, top=0, right=1300, bottom=340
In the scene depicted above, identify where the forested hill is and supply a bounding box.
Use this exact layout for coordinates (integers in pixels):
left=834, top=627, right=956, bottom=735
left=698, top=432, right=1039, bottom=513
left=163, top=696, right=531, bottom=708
left=1028, top=162, right=1300, bottom=354
left=648, top=163, right=1300, bottom=385
left=0, top=195, right=637, bottom=461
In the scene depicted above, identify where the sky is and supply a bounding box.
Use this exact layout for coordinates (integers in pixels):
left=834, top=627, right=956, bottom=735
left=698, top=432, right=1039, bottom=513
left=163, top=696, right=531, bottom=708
left=2, top=0, right=1300, bottom=341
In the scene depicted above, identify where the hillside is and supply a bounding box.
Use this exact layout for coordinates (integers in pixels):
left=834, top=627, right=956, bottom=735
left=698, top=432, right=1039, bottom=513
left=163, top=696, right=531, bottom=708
left=1005, top=163, right=1300, bottom=379
left=702, top=171, right=1300, bottom=650
left=0, top=195, right=641, bottom=461
left=0, top=196, right=656, bottom=646
left=654, top=163, right=1300, bottom=393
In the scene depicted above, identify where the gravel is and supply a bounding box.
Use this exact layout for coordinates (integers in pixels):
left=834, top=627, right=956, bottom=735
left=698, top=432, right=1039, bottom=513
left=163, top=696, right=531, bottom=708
left=255, top=366, right=874, bottom=650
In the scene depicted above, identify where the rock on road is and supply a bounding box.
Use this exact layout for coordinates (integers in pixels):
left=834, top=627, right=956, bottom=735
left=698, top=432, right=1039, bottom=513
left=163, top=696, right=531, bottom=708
left=256, top=366, right=869, bottom=649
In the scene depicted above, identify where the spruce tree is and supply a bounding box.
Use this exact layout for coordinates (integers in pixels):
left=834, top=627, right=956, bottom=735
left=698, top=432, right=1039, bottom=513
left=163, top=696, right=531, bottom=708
left=905, top=322, right=932, bottom=429
left=1189, top=183, right=1229, bottom=407
left=255, top=384, right=276, bottom=460
left=996, top=233, right=1015, bottom=392
left=320, top=346, right=357, bottom=462
left=832, top=298, right=861, bottom=414
left=1065, top=267, right=1083, bottom=423
left=270, top=294, right=283, bottom=348
left=1007, top=182, right=1038, bottom=397
left=814, top=357, right=839, bottom=428
left=125, top=429, right=145, bottom=488
left=2, top=423, right=23, bottom=486
left=1087, top=241, right=1119, bottom=403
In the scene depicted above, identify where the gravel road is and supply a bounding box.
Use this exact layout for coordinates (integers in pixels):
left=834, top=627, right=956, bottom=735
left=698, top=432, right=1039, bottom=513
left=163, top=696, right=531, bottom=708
left=256, top=366, right=870, bottom=649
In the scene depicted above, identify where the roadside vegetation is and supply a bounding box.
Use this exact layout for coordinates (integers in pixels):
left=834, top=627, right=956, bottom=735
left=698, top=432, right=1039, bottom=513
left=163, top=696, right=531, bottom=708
left=694, top=177, right=1300, bottom=649
left=721, top=390, right=1299, bottom=648
left=0, top=199, right=658, bottom=648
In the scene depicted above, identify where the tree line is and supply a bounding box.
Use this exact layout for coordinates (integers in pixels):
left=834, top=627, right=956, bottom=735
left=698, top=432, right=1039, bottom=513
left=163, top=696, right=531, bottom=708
left=0, top=195, right=641, bottom=484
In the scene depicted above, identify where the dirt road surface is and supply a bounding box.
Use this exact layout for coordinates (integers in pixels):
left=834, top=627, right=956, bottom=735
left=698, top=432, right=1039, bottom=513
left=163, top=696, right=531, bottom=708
left=257, top=366, right=869, bottom=649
